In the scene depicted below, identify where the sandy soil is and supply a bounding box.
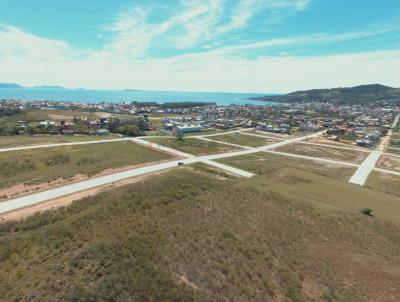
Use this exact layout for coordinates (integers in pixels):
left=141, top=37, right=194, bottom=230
left=0, top=170, right=169, bottom=222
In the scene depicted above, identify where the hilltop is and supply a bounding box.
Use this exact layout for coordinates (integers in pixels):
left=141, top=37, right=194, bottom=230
left=252, top=84, right=400, bottom=105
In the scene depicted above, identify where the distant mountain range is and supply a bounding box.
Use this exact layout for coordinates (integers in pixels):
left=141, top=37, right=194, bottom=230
left=0, top=82, right=68, bottom=90
left=252, top=84, right=400, bottom=105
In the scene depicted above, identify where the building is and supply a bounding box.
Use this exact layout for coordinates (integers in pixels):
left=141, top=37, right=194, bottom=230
left=175, top=124, right=203, bottom=133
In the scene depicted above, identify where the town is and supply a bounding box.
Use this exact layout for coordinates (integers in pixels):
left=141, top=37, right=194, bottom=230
left=1, top=98, right=399, bottom=151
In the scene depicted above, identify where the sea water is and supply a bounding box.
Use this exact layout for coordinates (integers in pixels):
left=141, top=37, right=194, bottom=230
left=0, top=88, right=277, bottom=106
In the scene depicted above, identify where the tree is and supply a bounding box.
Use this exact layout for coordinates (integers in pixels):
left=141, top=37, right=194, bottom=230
left=175, top=131, right=184, bottom=142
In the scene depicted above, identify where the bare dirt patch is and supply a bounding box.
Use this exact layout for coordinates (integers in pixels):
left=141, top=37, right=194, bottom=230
left=378, top=155, right=400, bottom=172
left=306, top=136, right=361, bottom=147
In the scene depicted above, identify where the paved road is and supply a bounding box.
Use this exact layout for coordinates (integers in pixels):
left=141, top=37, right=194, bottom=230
left=373, top=167, right=400, bottom=177
left=200, top=160, right=255, bottom=178
left=391, top=114, right=400, bottom=129
left=131, top=137, right=196, bottom=158
left=191, top=128, right=251, bottom=138
left=349, top=150, right=382, bottom=185
left=383, top=152, right=400, bottom=158
left=196, top=136, right=253, bottom=150
left=265, top=150, right=359, bottom=167
left=0, top=138, right=130, bottom=153
left=8, top=129, right=396, bottom=215
left=0, top=158, right=196, bottom=214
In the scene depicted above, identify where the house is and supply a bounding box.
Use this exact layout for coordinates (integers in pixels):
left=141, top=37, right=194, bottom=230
left=175, top=124, right=203, bottom=133
left=61, top=123, right=74, bottom=135
left=96, top=129, right=110, bottom=136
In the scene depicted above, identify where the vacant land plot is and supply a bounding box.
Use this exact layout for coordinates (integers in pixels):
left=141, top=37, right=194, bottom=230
left=0, top=135, right=119, bottom=148
left=219, top=153, right=400, bottom=221
left=377, top=155, right=400, bottom=172
left=1, top=168, right=400, bottom=301
left=251, top=130, right=290, bottom=139
left=305, top=136, right=360, bottom=148
left=0, top=141, right=172, bottom=194
left=210, top=133, right=276, bottom=147
left=274, top=143, right=366, bottom=163
left=218, top=152, right=356, bottom=181
left=366, top=171, right=400, bottom=197
left=144, top=137, right=238, bottom=155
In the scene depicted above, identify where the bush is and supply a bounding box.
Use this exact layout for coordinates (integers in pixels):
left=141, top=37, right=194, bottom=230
left=44, top=154, right=71, bottom=166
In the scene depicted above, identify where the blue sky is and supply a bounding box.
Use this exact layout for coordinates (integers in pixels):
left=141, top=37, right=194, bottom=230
left=0, top=0, right=399, bottom=92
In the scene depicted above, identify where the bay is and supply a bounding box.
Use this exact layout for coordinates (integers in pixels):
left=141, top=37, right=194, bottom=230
left=0, top=88, right=276, bottom=106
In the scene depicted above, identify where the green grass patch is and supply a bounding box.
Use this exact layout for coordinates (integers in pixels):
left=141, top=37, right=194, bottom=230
left=387, top=147, right=400, bottom=154
left=365, top=171, right=400, bottom=197
left=218, top=152, right=356, bottom=181
left=189, top=162, right=235, bottom=179
left=0, top=141, right=172, bottom=189
left=338, top=134, right=358, bottom=142
left=274, top=143, right=366, bottom=163
left=144, top=137, right=237, bottom=155
left=0, top=135, right=120, bottom=148
left=211, top=133, right=275, bottom=147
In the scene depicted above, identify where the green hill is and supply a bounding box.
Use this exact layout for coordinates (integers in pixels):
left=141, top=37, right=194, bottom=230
left=253, top=84, right=400, bottom=105
left=1, top=155, right=400, bottom=301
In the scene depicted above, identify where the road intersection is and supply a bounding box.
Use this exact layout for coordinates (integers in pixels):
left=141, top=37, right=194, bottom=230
left=0, top=128, right=399, bottom=215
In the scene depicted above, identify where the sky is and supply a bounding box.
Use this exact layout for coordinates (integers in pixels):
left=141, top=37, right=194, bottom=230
left=0, top=0, right=399, bottom=93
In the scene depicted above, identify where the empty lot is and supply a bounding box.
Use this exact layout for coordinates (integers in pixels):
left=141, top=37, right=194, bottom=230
left=273, top=143, right=367, bottom=164
left=210, top=133, right=277, bottom=147
left=0, top=141, right=172, bottom=199
left=144, top=137, right=238, bottom=155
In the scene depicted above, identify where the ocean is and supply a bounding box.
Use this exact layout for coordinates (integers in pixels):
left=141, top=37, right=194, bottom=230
left=0, top=88, right=275, bottom=106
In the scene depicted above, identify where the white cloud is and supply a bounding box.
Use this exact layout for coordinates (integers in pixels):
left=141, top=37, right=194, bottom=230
left=1, top=33, right=399, bottom=93
left=0, top=25, right=75, bottom=60
left=0, top=3, right=399, bottom=94
left=102, top=0, right=312, bottom=57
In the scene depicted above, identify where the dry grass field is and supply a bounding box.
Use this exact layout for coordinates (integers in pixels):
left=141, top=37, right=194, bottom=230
left=273, top=143, right=367, bottom=164
left=1, top=165, right=400, bottom=301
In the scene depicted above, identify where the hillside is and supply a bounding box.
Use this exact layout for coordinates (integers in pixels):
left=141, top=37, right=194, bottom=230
left=253, top=84, right=400, bottom=105
left=1, top=157, right=400, bottom=301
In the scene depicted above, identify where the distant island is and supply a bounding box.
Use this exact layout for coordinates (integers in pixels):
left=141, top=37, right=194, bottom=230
left=251, top=84, right=400, bottom=105
left=33, top=85, right=68, bottom=90
left=124, top=89, right=142, bottom=92
left=0, top=82, right=24, bottom=89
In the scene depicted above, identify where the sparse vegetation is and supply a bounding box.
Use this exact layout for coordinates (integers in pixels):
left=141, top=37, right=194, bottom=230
left=274, top=143, right=366, bottom=163
left=0, top=141, right=172, bottom=189
left=0, top=134, right=120, bottom=148
left=365, top=171, right=400, bottom=197
left=211, top=133, right=275, bottom=147
left=144, top=137, right=237, bottom=155
left=1, top=168, right=400, bottom=301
